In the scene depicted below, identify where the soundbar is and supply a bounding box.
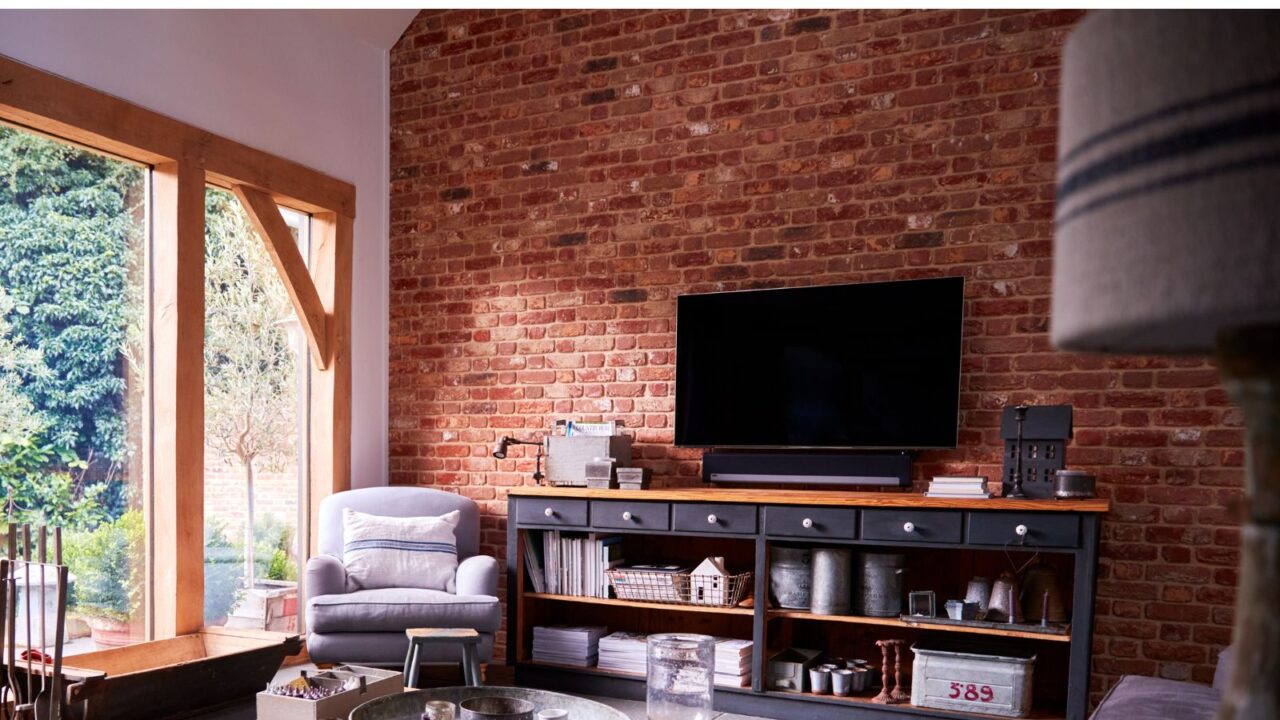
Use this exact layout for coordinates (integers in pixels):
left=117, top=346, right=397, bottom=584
left=702, top=452, right=912, bottom=487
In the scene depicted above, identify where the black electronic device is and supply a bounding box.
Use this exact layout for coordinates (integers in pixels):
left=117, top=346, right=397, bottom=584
left=675, top=276, right=964, bottom=451
left=702, top=451, right=911, bottom=487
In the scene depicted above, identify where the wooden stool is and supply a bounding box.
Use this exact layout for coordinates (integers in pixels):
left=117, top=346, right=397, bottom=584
left=403, top=628, right=483, bottom=688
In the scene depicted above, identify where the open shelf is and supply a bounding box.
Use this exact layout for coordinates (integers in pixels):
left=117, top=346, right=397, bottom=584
left=764, top=690, right=1066, bottom=720
left=769, top=610, right=1072, bottom=643
left=526, top=592, right=754, bottom=616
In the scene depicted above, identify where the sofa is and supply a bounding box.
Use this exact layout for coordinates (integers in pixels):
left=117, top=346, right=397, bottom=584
left=305, top=487, right=501, bottom=667
left=1090, top=647, right=1232, bottom=720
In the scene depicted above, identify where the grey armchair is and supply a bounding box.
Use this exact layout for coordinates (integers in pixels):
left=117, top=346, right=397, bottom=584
left=305, top=487, right=500, bottom=667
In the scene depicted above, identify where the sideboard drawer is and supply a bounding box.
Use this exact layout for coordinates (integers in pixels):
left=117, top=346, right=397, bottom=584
left=764, top=506, right=858, bottom=540
left=862, top=509, right=962, bottom=544
left=591, top=501, right=671, bottom=531
left=516, top=498, right=588, bottom=527
left=968, top=512, right=1080, bottom=548
left=672, top=503, right=757, bottom=535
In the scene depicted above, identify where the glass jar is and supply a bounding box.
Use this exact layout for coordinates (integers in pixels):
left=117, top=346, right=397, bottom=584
left=646, top=633, right=715, bottom=720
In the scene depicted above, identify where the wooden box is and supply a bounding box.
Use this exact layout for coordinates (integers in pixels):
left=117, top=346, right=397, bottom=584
left=256, top=665, right=402, bottom=720
left=55, top=627, right=301, bottom=720
left=546, top=435, right=632, bottom=487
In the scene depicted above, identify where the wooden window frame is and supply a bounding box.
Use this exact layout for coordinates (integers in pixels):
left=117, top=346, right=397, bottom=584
left=0, top=55, right=354, bottom=638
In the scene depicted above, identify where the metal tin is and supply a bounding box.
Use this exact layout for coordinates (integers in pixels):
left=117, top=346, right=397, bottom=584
left=770, top=546, right=812, bottom=610
left=855, top=552, right=904, bottom=617
left=911, top=638, right=1037, bottom=718
left=1053, top=470, right=1095, bottom=499
left=810, top=547, right=853, bottom=615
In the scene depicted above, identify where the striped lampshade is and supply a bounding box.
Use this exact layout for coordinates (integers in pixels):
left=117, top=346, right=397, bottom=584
left=1051, top=11, right=1280, bottom=354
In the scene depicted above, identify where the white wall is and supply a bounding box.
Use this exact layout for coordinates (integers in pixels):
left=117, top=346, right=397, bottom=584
left=0, top=9, right=411, bottom=488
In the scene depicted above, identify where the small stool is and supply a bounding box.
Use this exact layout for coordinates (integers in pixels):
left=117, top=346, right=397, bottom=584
left=403, top=628, right=483, bottom=688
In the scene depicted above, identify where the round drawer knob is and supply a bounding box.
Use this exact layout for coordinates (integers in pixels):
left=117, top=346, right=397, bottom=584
left=902, top=521, right=915, bottom=533
left=1015, top=524, right=1029, bottom=537
left=802, top=518, right=814, bottom=529
left=622, top=511, right=633, bottom=521
left=707, top=514, right=718, bottom=525
left=543, top=507, right=555, bottom=518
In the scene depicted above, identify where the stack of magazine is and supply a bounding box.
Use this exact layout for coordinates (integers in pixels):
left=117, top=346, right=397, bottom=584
left=597, top=631, right=648, bottom=675
left=595, top=632, right=753, bottom=686
left=924, top=475, right=991, bottom=499
left=713, top=637, right=753, bottom=687
left=532, top=625, right=607, bottom=667
left=522, top=530, right=624, bottom=597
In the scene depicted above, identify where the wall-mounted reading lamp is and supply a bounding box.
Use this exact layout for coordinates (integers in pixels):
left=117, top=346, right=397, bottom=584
left=492, top=436, right=545, bottom=483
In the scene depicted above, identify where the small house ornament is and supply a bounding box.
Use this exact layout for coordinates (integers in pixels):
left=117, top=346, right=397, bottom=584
left=690, top=556, right=731, bottom=605
left=1001, top=404, right=1073, bottom=499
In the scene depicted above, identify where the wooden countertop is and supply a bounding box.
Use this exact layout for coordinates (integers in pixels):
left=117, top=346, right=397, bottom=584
left=508, top=486, right=1110, bottom=513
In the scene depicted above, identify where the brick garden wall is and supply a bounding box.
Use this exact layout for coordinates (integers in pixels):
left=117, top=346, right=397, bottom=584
left=387, top=9, right=1244, bottom=702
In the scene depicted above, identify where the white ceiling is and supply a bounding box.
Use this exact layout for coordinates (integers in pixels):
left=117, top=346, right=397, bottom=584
left=309, top=9, right=420, bottom=50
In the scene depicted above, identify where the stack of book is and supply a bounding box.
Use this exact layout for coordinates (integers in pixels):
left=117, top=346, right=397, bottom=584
left=523, top=531, right=624, bottom=597
left=713, top=637, right=753, bottom=687
left=531, top=625, right=607, bottom=667
left=925, top=475, right=991, bottom=499
left=597, top=631, right=649, bottom=675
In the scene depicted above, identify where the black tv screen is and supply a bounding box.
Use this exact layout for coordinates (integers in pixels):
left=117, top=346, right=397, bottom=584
left=675, top=277, right=964, bottom=449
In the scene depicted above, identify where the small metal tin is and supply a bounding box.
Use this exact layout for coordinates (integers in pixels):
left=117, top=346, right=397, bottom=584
left=1053, top=469, right=1096, bottom=499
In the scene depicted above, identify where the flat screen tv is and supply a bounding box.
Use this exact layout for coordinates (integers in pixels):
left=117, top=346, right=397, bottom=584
left=675, top=276, right=964, bottom=449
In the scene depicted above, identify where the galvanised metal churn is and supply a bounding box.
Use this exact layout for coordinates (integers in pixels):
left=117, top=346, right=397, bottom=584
left=855, top=551, right=905, bottom=617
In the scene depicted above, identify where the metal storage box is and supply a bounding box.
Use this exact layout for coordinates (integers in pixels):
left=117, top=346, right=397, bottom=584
left=766, top=647, right=822, bottom=692
left=911, top=638, right=1036, bottom=718
left=547, top=435, right=632, bottom=487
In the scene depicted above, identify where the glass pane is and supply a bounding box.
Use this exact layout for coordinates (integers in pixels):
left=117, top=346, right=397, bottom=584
left=0, top=125, right=148, bottom=651
left=203, top=187, right=307, bottom=633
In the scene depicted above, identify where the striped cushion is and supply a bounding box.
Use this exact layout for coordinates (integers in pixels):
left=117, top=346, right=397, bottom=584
left=342, top=508, right=461, bottom=592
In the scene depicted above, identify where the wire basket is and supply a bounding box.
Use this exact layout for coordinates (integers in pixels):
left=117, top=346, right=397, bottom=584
left=607, top=569, right=752, bottom=608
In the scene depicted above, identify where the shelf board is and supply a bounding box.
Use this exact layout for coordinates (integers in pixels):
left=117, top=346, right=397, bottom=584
left=768, top=610, right=1071, bottom=642
left=763, top=690, right=1065, bottom=720
left=517, top=660, right=754, bottom=693
left=525, top=592, right=754, bottom=616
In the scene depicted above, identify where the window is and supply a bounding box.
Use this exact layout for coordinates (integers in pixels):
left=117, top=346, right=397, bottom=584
left=0, top=124, right=148, bottom=649
left=0, top=56, right=352, bottom=640
left=203, top=188, right=309, bottom=632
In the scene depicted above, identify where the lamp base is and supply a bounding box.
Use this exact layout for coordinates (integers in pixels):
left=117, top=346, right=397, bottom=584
left=1215, top=324, right=1280, bottom=720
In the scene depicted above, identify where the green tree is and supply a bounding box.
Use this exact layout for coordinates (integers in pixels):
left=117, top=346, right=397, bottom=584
left=0, top=287, right=49, bottom=442
left=204, top=189, right=299, bottom=587
left=0, top=127, right=145, bottom=488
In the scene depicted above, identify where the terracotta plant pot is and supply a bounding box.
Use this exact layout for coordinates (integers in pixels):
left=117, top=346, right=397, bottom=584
left=85, top=616, right=135, bottom=648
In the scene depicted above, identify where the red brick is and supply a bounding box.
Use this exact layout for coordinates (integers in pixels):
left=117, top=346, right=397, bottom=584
left=388, top=10, right=1241, bottom=692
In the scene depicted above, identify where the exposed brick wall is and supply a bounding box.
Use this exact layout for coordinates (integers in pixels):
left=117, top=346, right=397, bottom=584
left=387, top=9, right=1244, bottom=703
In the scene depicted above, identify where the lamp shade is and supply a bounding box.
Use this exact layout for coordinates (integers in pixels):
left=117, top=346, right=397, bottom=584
left=1052, top=11, right=1280, bottom=354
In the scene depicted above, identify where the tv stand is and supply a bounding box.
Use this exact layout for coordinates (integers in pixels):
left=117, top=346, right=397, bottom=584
left=702, top=451, right=911, bottom=487
left=507, top=486, right=1108, bottom=720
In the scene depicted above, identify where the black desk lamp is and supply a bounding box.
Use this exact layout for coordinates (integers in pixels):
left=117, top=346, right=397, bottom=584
left=493, top=436, right=545, bottom=483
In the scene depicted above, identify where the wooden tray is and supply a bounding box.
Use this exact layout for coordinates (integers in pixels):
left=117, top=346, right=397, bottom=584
left=30, top=627, right=302, bottom=720
left=899, top=614, right=1070, bottom=636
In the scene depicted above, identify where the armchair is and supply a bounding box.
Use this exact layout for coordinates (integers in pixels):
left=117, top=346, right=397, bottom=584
left=305, top=487, right=500, bottom=668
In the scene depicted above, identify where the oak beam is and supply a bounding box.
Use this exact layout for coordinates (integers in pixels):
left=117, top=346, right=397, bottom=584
left=308, top=212, right=353, bottom=555
left=0, top=54, right=355, bottom=217
left=232, top=184, right=329, bottom=370
left=149, top=154, right=205, bottom=638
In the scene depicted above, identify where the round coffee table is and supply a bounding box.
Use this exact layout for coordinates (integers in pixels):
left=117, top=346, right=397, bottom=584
left=350, top=686, right=629, bottom=720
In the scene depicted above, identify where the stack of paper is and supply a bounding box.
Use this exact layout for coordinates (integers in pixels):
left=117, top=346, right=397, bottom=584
left=925, top=476, right=991, bottom=499
left=597, top=631, right=649, bottom=675
left=532, top=625, right=607, bottom=667
left=714, top=637, right=753, bottom=687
